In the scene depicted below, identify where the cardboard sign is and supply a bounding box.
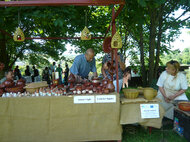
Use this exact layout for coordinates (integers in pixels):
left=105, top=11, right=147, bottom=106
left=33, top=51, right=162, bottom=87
left=74, top=96, right=95, bottom=104
left=140, top=104, right=160, bottom=119
left=95, top=95, right=116, bottom=103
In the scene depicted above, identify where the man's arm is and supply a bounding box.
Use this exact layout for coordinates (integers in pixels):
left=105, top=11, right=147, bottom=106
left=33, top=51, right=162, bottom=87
left=93, top=72, right=98, bottom=77
left=101, top=64, right=107, bottom=78
left=118, top=55, right=125, bottom=71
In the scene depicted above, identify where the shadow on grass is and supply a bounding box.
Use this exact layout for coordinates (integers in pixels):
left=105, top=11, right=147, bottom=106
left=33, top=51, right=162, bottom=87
left=122, top=124, right=187, bottom=142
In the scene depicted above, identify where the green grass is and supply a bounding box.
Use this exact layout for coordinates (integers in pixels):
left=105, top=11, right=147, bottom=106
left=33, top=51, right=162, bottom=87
left=122, top=124, right=187, bottom=142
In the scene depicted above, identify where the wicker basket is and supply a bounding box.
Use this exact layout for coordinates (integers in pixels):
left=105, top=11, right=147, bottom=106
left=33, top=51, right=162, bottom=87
left=25, top=88, right=38, bottom=94
left=123, top=89, right=139, bottom=99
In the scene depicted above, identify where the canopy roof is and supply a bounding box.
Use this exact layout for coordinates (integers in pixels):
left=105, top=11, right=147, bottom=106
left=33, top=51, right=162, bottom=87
left=0, top=0, right=125, bottom=7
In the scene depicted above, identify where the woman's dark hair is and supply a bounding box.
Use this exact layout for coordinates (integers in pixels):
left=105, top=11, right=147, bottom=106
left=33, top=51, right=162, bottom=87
left=124, top=67, right=131, bottom=74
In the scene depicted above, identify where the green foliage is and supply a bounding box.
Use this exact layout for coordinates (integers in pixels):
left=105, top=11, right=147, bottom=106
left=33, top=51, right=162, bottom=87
left=186, top=87, right=190, bottom=100
left=160, top=48, right=190, bottom=65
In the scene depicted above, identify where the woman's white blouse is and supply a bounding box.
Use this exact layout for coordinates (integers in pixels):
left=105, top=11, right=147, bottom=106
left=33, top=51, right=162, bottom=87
left=157, top=71, right=188, bottom=91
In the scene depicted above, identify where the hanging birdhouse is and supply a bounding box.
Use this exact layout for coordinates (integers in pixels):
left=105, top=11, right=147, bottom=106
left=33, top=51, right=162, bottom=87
left=111, top=32, right=122, bottom=49
left=13, top=27, right=25, bottom=42
left=81, top=26, right=91, bottom=40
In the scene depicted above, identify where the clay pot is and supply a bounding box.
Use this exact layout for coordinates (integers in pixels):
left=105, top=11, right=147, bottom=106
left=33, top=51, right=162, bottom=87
left=16, top=78, right=26, bottom=87
left=93, top=87, right=97, bottom=92
left=81, top=85, right=86, bottom=90
left=0, top=84, right=5, bottom=89
left=107, top=80, right=115, bottom=92
left=102, top=78, right=108, bottom=87
left=5, top=87, right=24, bottom=93
left=92, top=77, right=100, bottom=87
left=3, top=79, right=15, bottom=88
left=143, top=88, right=157, bottom=100
left=178, top=102, right=190, bottom=111
left=104, top=88, right=109, bottom=94
left=68, top=73, right=75, bottom=83
left=84, top=82, right=91, bottom=87
left=76, top=86, right=82, bottom=91
left=0, top=89, right=4, bottom=97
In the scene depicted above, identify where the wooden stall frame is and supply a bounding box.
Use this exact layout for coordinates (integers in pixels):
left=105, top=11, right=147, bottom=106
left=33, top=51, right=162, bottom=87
left=0, top=1, right=125, bottom=140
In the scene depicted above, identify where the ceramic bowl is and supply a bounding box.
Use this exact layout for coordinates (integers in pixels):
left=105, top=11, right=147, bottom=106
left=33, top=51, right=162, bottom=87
left=178, top=102, right=190, bottom=111
left=143, top=88, right=157, bottom=100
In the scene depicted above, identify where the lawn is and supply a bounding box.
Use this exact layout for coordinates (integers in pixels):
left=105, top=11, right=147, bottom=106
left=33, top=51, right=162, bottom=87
left=120, top=87, right=190, bottom=142
left=122, top=123, right=187, bottom=142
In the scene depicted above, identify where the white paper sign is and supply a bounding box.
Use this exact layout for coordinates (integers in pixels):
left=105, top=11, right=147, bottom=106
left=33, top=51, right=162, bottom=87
left=140, top=104, right=160, bottom=119
left=95, top=95, right=116, bottom=103
left=74, top=96, right=95, bottom=104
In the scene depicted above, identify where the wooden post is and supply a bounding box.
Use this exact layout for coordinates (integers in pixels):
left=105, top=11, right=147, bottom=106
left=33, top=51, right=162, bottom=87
left=112, top=7, right=119, bottom=93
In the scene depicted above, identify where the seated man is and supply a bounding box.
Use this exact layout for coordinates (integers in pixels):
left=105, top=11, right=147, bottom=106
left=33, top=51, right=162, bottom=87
left=101, top=50, right=125, bottom=91
left=70, top=48, right=97, bottom=82
left=0, top=70, right=14, bottom=84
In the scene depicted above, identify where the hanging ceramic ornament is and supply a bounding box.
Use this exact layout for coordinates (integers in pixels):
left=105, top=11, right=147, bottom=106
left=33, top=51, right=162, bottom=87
left=81, top=26, right=91, bottom=40
left=111, top=32, right=122, bottom=48
left=13, top=27, right=25, bottom=42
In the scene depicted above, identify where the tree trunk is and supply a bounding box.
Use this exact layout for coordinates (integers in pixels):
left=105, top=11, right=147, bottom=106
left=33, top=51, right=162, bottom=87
left=154, top=6, right=164, bottom=79
left=148, top=7, right=157, bottom=86
left=139, top=25, right=147, bottom=87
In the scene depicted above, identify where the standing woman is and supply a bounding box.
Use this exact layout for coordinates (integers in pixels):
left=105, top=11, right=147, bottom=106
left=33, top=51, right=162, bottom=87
left=156, top=60, right=188, bottom=120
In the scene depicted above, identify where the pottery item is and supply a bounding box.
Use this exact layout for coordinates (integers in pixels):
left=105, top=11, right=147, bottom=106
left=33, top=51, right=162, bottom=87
left=104, top=88, right=109, bottom=94
left=82, top=85, right=85, bottom=90
left=53, top=79, right=59, bottom=86
left=76, top=86, right=82, bottom=91
left=178, top=102, right=190, bottom=111
left=0, top=89, right=4, bottom=97
left=143, top=88, right=157, bottom=100
left=5, top=87, right=24, bottom=93
left=0, top=84, right=5, bottom=89
left=3, top=79, right=15, bottom=88
left=84, top=82, right=91, bottom=87
left=93, top=87, right=97, bottom=92
left=82, top=90, right=86, bottom=94
left=16, top=78, right=26, bottom=87
left=123, top=89, right=139, bottom=99
left=92, top=77, right=100, bottom=87
left=89, top=90, right=93, bottom=94
left=107, top=79, right=115, bottom=92
left=68, top=73, right=75, bottom=88
left=102, top=78, right=108, bottom=87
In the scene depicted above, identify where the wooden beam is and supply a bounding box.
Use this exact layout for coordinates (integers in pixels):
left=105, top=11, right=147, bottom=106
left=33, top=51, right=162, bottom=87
left=104, top=4, right=124, bottom=38
left=25, top=36, right=104, bottom=40
left=0, top=0, right=125, bottom=7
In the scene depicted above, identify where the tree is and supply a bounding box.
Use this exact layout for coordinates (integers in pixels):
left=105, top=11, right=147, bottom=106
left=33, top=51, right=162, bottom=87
left=117, top=0, right=190, bottom=86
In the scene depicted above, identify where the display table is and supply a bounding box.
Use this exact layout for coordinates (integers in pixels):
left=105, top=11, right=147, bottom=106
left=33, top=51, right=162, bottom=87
left=120, top=96, right=165, bottom=128
left=0, top=93, right=122, bottom=142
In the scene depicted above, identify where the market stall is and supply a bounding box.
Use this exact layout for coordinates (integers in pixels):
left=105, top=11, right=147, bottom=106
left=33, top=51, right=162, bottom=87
left=0, top=1, right=167, bottom=142
left=0, top=93, right=121, bottom=142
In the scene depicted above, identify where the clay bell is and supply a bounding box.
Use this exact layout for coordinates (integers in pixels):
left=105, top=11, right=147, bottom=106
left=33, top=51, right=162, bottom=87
left=13, top=27, right=25, bottom=42
left=111, top=32, right=122, bottom=49
left=81, top=26, right=91, bottom=40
